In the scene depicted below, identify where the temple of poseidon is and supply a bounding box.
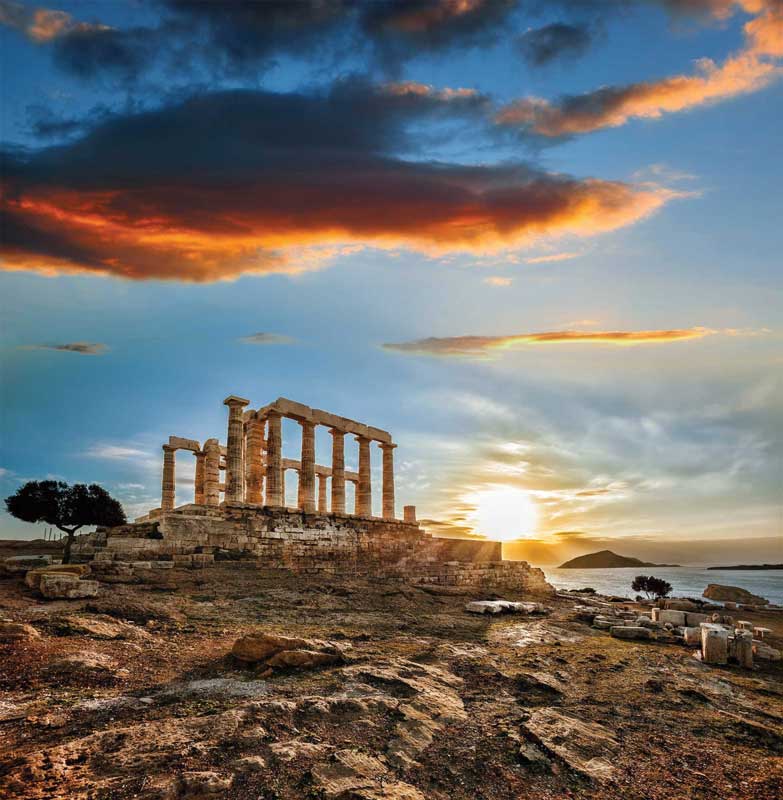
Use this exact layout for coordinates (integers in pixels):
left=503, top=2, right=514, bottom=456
left=74, top=395, right=551, bottom=594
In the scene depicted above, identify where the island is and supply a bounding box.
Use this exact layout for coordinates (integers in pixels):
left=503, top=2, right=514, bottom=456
left=558, top=549, right=680, bottom=569
left=707, top=564, right=783, bottom=570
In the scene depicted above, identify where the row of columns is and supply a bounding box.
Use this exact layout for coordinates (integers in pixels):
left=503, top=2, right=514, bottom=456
left=160, top=398, right=398, bottom=520
left=223, top=398, right=396, bottom=519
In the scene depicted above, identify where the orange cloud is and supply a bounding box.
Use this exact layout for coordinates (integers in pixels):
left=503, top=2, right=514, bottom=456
left=382, top=327, right=736, bottom=356
left=0, top=2, right=108, bottom=42
left=1, top=157, right=676, bottom=282
left=496, top=1, right=783, bottom=136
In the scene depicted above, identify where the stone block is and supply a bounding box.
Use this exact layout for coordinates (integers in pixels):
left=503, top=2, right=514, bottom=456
left=682, top=627, right=702, bottom=646
left=658, top=610, right=686, bottom=626
left=25, top=564, right=91, bottom=591
left=685, top=612, right=711, bottom=627
left=3, top=554, right=52, bottom=573
left=39, top=574, right=100, bottom=599
left=701, top=625, right=728, bottom=664
left=610, top=626, right=653, bottom=640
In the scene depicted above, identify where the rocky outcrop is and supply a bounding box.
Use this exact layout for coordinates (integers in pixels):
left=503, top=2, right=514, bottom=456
left=232, top=632, right=346, bottom=670
left=703, top=584, right=768, bottom=606
left=521, top=708, right=619, bottom=782
left=0, top=621, right=40, bottom=642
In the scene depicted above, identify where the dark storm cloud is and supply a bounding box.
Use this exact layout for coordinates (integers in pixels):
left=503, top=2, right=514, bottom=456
left=0, top=82, right=671, bottom=282
left=51, top=25, right=157, bottom=81
left=517, top=22, right=594, bottom=66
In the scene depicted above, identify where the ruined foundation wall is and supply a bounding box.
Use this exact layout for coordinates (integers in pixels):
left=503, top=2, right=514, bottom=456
left=81, top=505, right=552, bottom=593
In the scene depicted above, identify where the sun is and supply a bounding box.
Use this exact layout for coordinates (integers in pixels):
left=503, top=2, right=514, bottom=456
left=465, top=486, right=538, bottom=542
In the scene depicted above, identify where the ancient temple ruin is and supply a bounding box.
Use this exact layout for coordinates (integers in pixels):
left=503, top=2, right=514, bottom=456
left=76, top=394, right=551, bottom=595
left=146, top=395, right=412, bottom=522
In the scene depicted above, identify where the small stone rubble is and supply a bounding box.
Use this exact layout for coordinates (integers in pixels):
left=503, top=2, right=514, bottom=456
left=567, top=593, right=782, bottom=668
left=464, top=600, right=551, bottom=615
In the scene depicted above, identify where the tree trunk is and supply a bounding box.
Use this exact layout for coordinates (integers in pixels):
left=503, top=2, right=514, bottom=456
left=57, top=526, right=81, bottom=564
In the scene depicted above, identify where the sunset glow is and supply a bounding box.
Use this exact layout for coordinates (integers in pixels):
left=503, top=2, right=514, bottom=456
left=465, top=486, right=539, bottom=542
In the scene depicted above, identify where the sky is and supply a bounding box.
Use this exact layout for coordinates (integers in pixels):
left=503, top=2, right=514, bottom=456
left=0, top=0, right=781, bottom=565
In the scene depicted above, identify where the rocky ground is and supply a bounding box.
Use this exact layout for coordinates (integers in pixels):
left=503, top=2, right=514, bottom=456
left=1, top=565, right=781, bottom=800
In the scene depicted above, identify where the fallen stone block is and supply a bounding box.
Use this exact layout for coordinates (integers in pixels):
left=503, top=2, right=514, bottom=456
left=610, top=626, right=653, bottom=640
left=39, top=574, right=100, bottom=600
left=685, top=612, right=711, bottom=627
left=25, top=564, right=90, bottom=591
left=658, top=610, right=686, bottom=626
left=753, top=643, right=781, bottom=661
left=2, top=554, right=52, bottom=573
left=682, top=627, right=702, bottom=646
left=701, top=625, right=729, bottom=665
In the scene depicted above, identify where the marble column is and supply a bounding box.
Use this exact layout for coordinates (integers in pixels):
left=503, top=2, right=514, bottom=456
left=347, top=478, right=359, bottom=515
left=356, top=436, right=372, bottom=517
left=223, top=396, right=249, bottom=503
left=380, top=443, right=396, bottom=520
left=299, top=420, right=316, bottom=513
left=194, top=451, right=206, bottom=505
left=265, top=411, right=283, bottom=506
left=317, top=474, right=328, bottom=513
left=245, top=417, right=264, bottom=504
left=329, top=429, right=346, bottom=515
left=161, top=445, right=176, bottom=512
left=204, top=439, right=221, bottom=506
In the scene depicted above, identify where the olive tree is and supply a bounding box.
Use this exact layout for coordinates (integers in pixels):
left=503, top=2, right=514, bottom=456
left=5, top=481, right=126, bottom=564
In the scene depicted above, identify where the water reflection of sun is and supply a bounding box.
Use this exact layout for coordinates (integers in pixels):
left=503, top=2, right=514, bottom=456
left=465, top=486, right=538, bottom=542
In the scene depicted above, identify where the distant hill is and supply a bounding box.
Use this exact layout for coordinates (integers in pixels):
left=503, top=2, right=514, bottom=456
left=558, top=550, right=679, bottom=569
left=707, top=564, right=783, bottom=571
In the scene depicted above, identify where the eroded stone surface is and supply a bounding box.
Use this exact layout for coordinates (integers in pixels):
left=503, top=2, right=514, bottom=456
left=521, top=708, right=620, bottom=782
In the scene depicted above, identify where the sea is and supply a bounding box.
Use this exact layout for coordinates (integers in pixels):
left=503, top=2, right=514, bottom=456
left=541, top=567, right=783, bottom=606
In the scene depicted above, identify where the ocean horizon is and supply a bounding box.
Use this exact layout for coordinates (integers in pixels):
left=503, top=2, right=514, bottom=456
left=541, top=566, right=783, bottom=606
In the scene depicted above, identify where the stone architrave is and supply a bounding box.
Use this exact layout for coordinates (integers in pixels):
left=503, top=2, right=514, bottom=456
left=194, top=451, right=206, bottom=505
left=245, top=417, right=265, bottom=504
left=299, top=421, right=316, bottom=513
left=224, top=396, right=249, bottom=503
left=380, top=442, right=396, bottom=519
left=317, top=474, right=328, bottom=513
left=161, top=445, right=176, bottom=511
left=204, top=438, right=221, bottom=506
left=265, top=411, right=283, bottom=506
left=329, top=429, right=346, bottom=515
left=356, top=436, right=371, bottom=517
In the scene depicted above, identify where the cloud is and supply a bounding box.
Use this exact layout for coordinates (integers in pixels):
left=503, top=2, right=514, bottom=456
left=382, top=327, right=737, bottom=357
left=497, top=2, right=783, bottom=136
left=525, top=251, right=582, bottom=263
left=483, top=276, right=512, bottom=286
left=517, top=22, right=594, bottom=66
left=0, top=82, right=675, bottom=282
left=238, top=332, right=295, bottom=345
left=20, top=341, right=107, bottom=355
left=84, top=444, right=149, bottom=460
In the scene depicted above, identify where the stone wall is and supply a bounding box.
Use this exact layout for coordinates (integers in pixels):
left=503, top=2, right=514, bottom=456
left=78, top=504, right=552, bottom=594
